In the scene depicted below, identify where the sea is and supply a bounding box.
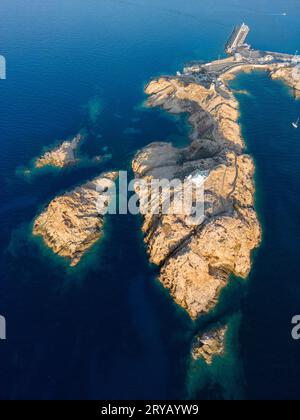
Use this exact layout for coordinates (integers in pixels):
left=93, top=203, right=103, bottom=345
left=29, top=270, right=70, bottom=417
left=0, top=0, right=300, bottom=400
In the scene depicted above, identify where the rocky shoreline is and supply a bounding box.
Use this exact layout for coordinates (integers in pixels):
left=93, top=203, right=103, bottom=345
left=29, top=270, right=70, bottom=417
left=30, top=51, right=299, bottom=365
left=132, top=75, right=261, bottom=321
left=192, top=325, right=228, bottom=364
left=131, top=58, right=300, bottom=362
left=221, top=63, right=300, bottom=98
left=270, top=66, right=300, bottom=98
left=33, top=172, right=118, bottom=266
left=35, top=133, right=84, bottom=169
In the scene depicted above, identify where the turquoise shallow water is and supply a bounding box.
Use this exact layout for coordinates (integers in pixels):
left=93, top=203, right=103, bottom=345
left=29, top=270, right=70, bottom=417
left=0, top=0, right=300, bottom=400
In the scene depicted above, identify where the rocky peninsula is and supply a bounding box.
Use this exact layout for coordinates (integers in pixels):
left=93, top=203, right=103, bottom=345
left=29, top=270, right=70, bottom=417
left=132, top=34, right=300, bottom=354
left=35, top=133, right=83, bottom=169
left=33, top=172, right=118, bottom=266
left=133, top=75, right=261, bottom=320
left=131, top=32, right=300, bottom=360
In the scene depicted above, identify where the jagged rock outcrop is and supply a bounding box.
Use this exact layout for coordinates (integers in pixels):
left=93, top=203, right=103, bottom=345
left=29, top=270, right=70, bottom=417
left=132, top=76, right=261, bottom=319
left=35, top=134, right=83, bottom=169
left=145, top=78, right=243, bottom=149
left=221, top=62, right=300, bottom=98
left=270, top=66, right=300, bottom=98
left=33, top=172, right=118, bottom=266
left=191, top=325, right=228, bottom=364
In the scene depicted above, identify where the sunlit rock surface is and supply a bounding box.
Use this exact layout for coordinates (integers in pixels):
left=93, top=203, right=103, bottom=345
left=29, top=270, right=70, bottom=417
left=35, top=134, right=83, bottom=169
left=133, top=76, right=261, bottom=319
left=33, top=172, right=118, bottom=266
left=192, top=325, right=228, bottom=364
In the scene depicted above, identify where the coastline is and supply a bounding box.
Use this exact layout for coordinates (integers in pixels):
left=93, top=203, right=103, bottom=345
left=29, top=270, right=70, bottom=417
left=32, top=171, right=118, bottom=267
left=27, top=30, right=300, bottom=366
left=133, top=72, right=262, bottom=322
left=2, top=0, right=300, bottom=400
left=132, top=48, right=300, bottom=362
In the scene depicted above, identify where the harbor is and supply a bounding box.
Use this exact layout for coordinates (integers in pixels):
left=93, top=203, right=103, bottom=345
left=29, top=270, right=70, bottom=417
left=181, top=23, right=300, bottom=98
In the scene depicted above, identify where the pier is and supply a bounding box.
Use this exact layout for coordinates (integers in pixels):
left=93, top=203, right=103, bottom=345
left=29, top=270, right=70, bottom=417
left=182, top=23, right=298, bottom=96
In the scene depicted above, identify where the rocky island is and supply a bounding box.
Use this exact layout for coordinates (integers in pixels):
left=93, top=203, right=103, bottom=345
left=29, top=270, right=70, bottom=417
left=192, top=325, right=228, bottom=364
left=35, top=133, right=83, bottom=169
left=33, top=172, right=118, bottom=266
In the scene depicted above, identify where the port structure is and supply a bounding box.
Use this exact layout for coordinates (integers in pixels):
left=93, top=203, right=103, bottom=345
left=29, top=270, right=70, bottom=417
left=226, top=23, right=250, bottom=54
left=180, top=22, right=299, bottom=101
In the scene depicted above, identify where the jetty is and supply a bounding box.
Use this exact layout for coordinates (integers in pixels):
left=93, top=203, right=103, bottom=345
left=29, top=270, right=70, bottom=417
left=182, top=23, right=299, bottom=96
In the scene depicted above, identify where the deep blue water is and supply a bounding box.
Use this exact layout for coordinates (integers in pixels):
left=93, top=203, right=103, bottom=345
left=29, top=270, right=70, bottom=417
left=0, top=0, right=300, bottom=400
